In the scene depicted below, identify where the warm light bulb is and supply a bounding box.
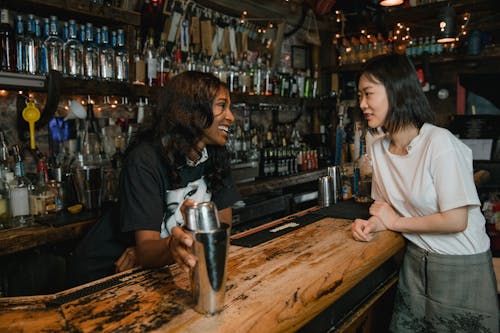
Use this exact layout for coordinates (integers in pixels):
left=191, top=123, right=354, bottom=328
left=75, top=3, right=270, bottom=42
left=379, top=0, right=404, bottom=7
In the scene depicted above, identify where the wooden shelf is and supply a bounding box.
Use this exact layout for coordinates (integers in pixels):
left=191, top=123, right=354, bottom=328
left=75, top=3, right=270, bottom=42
left=0, top=72, right=152, bottom=97
left=1, top=0, right=141, bottom=27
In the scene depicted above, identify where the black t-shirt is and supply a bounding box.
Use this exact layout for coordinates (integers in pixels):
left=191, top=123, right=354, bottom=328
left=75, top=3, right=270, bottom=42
left=119, top=142, right=240, bottom=239
left=68, top=142, right=240, bottom=286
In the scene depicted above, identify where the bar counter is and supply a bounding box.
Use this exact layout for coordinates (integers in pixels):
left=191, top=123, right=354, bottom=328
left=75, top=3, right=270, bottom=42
left=0, top=210, right=404, bottom=332
left=0, top=169, right=326, bottom=257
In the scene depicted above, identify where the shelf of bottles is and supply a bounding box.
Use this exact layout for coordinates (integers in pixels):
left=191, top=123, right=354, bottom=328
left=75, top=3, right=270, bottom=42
left=0, top=5, right=325, bottom=102
left=229, top=103, right=331, bottom=181
left=0, top=7, right=132, bottom=90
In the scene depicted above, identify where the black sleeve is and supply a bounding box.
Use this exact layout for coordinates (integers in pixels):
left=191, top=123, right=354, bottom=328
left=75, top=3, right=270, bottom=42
left=212, top=169, right=241, bottom=210
left=119, top=144, right=165, bottom=233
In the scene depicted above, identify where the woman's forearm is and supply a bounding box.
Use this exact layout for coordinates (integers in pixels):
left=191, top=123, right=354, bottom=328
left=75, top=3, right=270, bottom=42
left=390, top=206, right=468, bottom=234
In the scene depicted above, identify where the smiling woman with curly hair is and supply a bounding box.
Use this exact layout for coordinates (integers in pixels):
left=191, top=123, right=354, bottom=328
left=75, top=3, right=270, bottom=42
left=68, top=71, right=240, bottom=286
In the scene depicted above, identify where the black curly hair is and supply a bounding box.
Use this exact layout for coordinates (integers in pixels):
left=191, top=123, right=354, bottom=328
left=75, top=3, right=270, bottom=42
left=126, top=71, right=231, bottom=193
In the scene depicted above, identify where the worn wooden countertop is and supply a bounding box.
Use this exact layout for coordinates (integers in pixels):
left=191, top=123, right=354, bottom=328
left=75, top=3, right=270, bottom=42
left=0, top=212, right=404, bottom=333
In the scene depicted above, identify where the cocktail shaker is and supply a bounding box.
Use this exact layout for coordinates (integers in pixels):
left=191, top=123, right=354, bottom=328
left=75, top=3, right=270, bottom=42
left=184, top=201, right=230, bottom=315
left=318, top=175, right=334, bottom=207
left=327, top=165, right=342, bottom=204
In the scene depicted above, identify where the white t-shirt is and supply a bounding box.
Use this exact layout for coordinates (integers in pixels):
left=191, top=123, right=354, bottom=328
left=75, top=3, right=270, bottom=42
left=371, top=123, right=490, bottom=255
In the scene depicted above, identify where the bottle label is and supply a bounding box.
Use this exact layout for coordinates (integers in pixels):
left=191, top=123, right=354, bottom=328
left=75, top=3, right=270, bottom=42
left=10, top=188, right=30, bottom=217
left=134, top=59, right=145, bottom=83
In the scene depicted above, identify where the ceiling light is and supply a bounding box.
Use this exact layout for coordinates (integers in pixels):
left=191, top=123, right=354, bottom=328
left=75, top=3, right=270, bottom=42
left=379, top=0, right=404, bottom=7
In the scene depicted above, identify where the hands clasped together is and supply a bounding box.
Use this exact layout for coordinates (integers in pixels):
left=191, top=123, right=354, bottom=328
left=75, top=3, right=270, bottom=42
left=351, top=200, right=401, bottom=242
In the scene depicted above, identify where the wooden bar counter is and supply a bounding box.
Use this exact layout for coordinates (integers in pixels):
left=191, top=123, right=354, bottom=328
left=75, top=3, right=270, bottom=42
left=0, top=211, right=404, bottom=332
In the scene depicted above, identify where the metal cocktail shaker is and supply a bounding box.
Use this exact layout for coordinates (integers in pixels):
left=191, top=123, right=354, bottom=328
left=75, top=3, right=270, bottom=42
left=318, top=175, right=334, bottom=207
left=327, top=165, right=342, bottom=204
left=185, top=201, right=230, bottom=315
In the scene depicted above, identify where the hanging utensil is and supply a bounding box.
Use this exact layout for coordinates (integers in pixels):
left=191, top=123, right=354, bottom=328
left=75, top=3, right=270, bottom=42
left=22, top=101, right=41, bottom=150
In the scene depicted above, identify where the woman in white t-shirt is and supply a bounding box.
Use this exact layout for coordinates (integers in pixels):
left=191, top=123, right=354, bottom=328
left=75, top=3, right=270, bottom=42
left=351, top=53, right=499, bottom=332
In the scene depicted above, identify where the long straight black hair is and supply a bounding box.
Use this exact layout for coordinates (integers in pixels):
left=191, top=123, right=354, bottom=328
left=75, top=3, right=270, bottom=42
left=360, top=53, right=435, bottom=134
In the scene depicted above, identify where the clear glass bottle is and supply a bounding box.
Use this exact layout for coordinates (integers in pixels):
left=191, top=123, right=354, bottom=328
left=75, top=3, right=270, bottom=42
left=30, top=159, right=57, bottom=221
left=83, top=22, right=99, bottom=79
left=14, top=14, right=27, bottom=73
left=155, top=32, right=170, bottom=87
left=253, top=56, right=265, bottom=95
left=0, top=171, right=13, bottom=229
left=61, top=21, right=69, bottom=42
left=0, top=9, right=16, bottom=72
left=131, top=33, right=145, bottom=85
left=25, top=14, right=38, bottom=75
left=8, top=145, right=33, bottom=227
left=99, top=26, right=115, bottom=80
left=114, top=28, right=129, bottom=82
left=353, top=139, right=372, bottom=203
left=39, top=17, right=50, bottom=74
left=63, top=19, right=83, bottom=78
left=33, top=18, right=44, bottom=74
left=44, top=16, right=64, bottom=72
left=143, top=31, right=157, bottom=86
left=0, top=131, right=10, bottom=229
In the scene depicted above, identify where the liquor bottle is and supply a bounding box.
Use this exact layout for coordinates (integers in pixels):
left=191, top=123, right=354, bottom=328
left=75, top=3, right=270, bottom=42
left=61, top=21, right=69, bottom=42
left=83, top=23, right=99, bottom=79
left=227, top=53, right=239, bottom=94
left=8, top=145, right=33, bottom=227
left=0, top=9, right=16, bottom=72
left=143, top=30, right=157, bottom=86
left=353, top=139, right=372, bottom=203
left=239, top=57, right=250, bottom=94
left=30, top=158, right=57, bottom=221
left=110, top=29, right=117, bottom=49
left=311, top=64, right=319, bottom=98
left=14, top=15, right=26, bottom=73
left=0, top=172, right=13, bottom=229
left=131, top=33, right=145, bottom=85
left=63, top=20, right=83, bottom=78
left=33, top=18, right=44, bottom=74
left=155, top=32, right=170, bottom=87
left=263, top=57, right=272, bottom=96
left=44, top=16, right=64, bottom=72
left=280, top=69, right=290, bottom=97
left=79, top=24, right=86, bottom=44
left=99, top=26, right=115, bottom=80
left=0, top=131, right=9, bottom=179
left=24, top=14, right=39, bottom=75
left=0, top=131, right=10, bottom=228
left=304, top=69, right=312, bottom=98
left=114, top=28, right=129, bottom=82
left=39, top=17, right=50, bottom=74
